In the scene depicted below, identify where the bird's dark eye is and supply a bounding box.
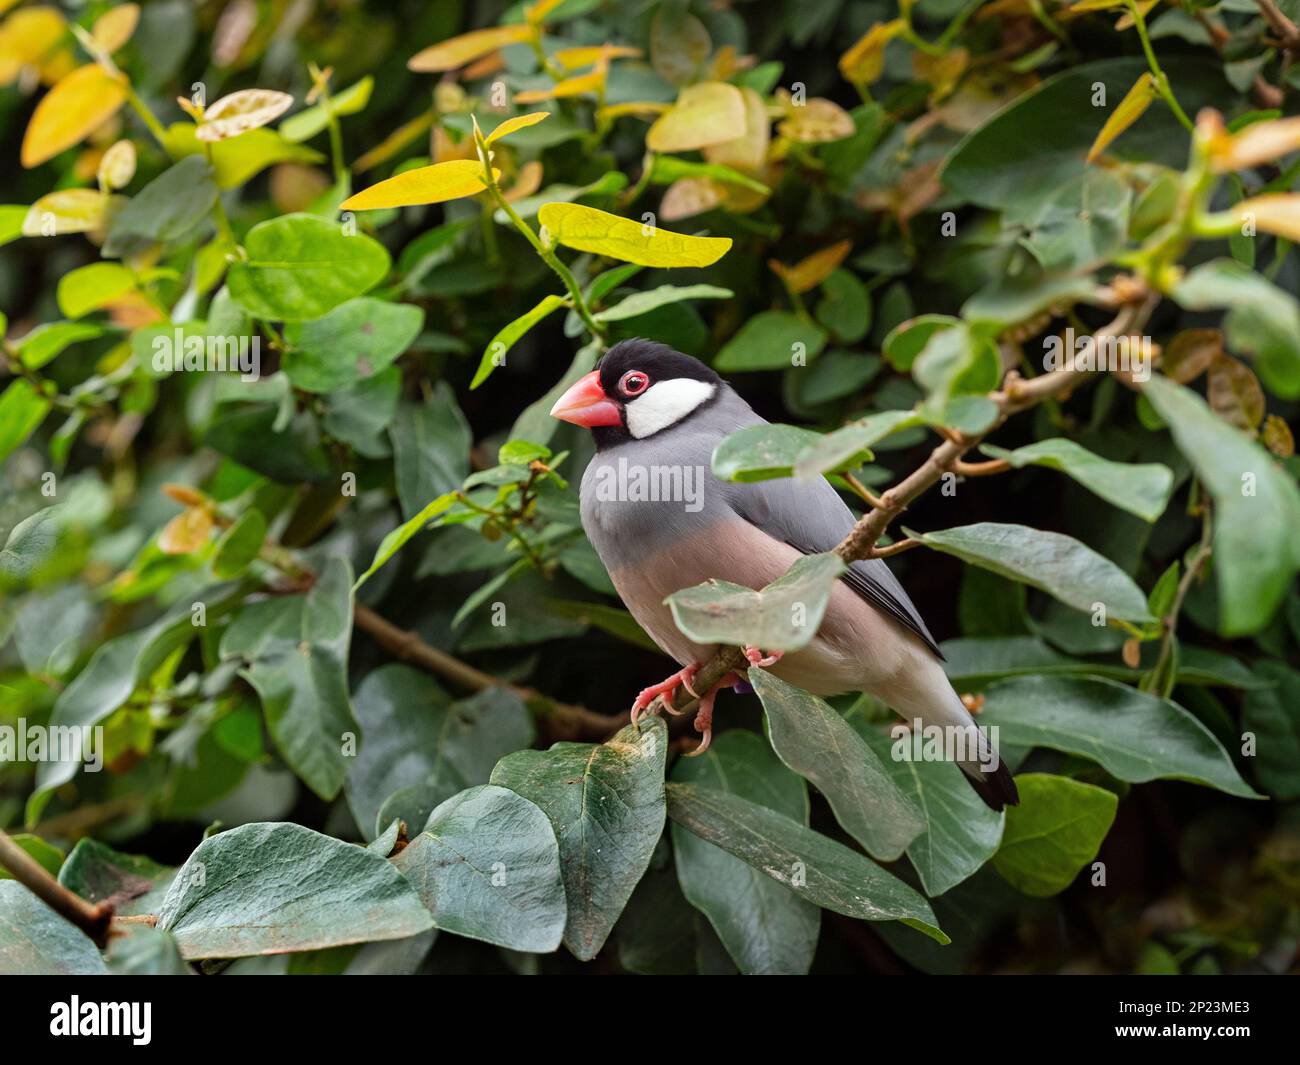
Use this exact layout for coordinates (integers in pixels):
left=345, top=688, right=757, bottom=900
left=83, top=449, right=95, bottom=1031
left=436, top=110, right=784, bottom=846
left=619, top=370, right=649, bottom=397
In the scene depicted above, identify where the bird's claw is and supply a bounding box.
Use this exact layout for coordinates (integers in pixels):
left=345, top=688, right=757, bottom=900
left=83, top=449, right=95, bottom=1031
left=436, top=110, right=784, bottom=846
left=743, top=646, right=783, bottom=668
left=631, top=663, right=700, bottom=723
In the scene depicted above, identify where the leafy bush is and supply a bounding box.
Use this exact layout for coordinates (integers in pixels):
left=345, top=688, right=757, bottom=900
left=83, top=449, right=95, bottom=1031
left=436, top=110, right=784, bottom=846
left=0, top=0, right=1297, bottom=976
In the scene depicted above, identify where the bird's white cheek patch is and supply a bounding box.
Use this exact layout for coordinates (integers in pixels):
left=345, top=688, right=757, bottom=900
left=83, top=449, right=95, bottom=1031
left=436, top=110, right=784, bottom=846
left=625, top=379, right=716, bottom=438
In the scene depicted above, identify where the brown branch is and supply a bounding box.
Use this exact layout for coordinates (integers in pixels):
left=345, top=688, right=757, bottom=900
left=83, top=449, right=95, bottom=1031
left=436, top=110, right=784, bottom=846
left=643, top=295, right=1159, bottom=721
left=1256, top=0, right=1300, bottom=47
left=0, top=827, right=113, bottom=945
left=1148, top=499, right=1213, bottom=687
left=867, top=537, right=922, bottom=559
left=352, top=604, right=614, bottom=741
left=951, top=457, right=1011, bottom=477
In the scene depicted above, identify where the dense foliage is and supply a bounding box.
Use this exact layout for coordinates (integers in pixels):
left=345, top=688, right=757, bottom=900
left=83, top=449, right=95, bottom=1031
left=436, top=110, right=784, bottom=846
left=1, top=0, right=1298, bottom=976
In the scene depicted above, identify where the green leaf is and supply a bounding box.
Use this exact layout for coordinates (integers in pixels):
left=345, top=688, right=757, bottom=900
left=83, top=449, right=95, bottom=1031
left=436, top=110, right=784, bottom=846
left=103, top=155, right=219, bottom=255
left=979, top=676, right=1261, bottom=798
left=346, top=665, right=534, bottom=840
left=389, top=385, right=471, bottom=520
left=666, top=552, right=846, bottom=652
left=56, top=262, right=136, bottom=318
left=211, top=509, right=266, bottom=579
left=490, top=718, right=667, bottom=961
left=792, top=410, right=924, bottom=479
left=15, top=321, right=103, bottom=370
left=712, top=423, right=824, bottom=482
left=0, top=881, right=107, bottom=974
left=992, top=773, right=1117, bottom=897
left=649, top=154, right=771, bottom=195
left=752, top=670, right=924, bottom=861
left=851, top=712, right=1005, bottom=897
left=815, top=269, right=871, bottom=343
left=0, top=834, right=64, bottom=879
left=979, top=439, right=1174, bottom=522
left=105, top=924, right=192, bottom=976
left=665, top=782, right=948, bottom=943
left=355, top=492, right=456, bottom=587
left=713, top=310, right=827, bottom=372
left=281, top=76, right=374, bottom=142
left=883, top=314, right=958, bottom=371
left=670, top=730, right=819, bottom=974
left=0, top=380, right=52, bottom=464
left=392, top=785, right=567, bottom=952
left=58, top=839, right=175, bottom=918
left=0, top=506, right=62, bottom=585
left=228, top=213, right=390, bottom=321
left=593, top=284, right=732, bottom=323
left=156, top=822, right=433, bottom=959
left=905, top=522, right=1153, bottom=623
left=1172, top=259, right=1300, bottom=398
left=1241, top=661, right=1300, bottom=800
left=471, top=294, right=567, bottom=389
left=283, top=297, right=424, bottom=392
left=1144, top=375, right=1300, bottom=634
left=219, top=557, right=356, bottom=800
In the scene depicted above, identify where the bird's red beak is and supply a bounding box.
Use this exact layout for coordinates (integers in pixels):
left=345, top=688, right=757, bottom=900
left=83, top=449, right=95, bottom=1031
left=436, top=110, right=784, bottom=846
left=550, top=371, right=622, bottom=427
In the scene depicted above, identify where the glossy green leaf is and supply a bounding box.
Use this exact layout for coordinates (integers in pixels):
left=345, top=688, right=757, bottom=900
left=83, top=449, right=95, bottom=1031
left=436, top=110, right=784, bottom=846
left=0, top=380, right=52, bottom=464
left=593, top=284, right=732, bottom=323
left=103, top=155, right=219, bottom=255
left=792, top=409, right=924, bottom=479
left=355, top=492, right=456, bottom=587
left=389, top=385, right=471, bottom=520
left=713, top=311, right=827, bottom=372
left=712, top=423, right=824, bottom=482
left=1241, top=661, right=1300, bottom=800
left=471, top=294, right=567, bottom=389
left=283, top=297, right=424, bottom=392
left=211, top=509, right=266, bottom=579
left=56, top=262, right=135, bottom=318
left=490, top=718, right=667, bottom=960
left=992, top=774, right=1117, bottom=897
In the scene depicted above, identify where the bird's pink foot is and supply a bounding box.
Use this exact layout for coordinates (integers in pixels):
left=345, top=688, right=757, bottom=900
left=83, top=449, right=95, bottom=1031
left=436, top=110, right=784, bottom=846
left=631, top=663, right=700, bottom=722
left=686, top=671, right=738, bottom=756
left=743, top=646, right=784, bottom=668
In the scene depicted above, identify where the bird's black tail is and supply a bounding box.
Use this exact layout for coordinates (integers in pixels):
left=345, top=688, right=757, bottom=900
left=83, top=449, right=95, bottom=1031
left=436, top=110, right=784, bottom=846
left=961, top=759, right=1019, bottom=812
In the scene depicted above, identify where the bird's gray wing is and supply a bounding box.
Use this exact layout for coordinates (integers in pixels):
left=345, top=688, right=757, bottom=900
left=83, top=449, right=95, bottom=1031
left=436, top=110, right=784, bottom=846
left=722, top=466, right=944, bottom=660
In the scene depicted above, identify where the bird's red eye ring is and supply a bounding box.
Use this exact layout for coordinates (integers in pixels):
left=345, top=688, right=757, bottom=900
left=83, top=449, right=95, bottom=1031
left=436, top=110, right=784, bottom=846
left=619, top=370, right=649, bottom=396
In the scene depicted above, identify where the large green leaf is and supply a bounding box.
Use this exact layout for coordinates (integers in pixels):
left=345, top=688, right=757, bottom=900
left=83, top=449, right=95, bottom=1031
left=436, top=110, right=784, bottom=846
left=283, top=297, right=424, bottom=392
left=1241, top=661, right=1300, bottom=800
left=103, top=155, right=218, bottom=255
left=792, top=410, right=924, bottom=479
left=156, top=822, right=433, bottom=959
left=489, top=718, right=667, bottom=961
left=219, top=557, right=356, bottom=800
left=392, top=785, right=567, bottom=953
left=228, top=213, right=390, bottom=320
left=670, top=730, right=820, bottom=974
left=666, top=553, right=846, bottom=652
left=712, top=423, right=825, bottom=482
left=851, top=712, right=1005, bottom=897
left=665, top=782, right=948, bottom=943
left=992, top=774, right=1117, bottom=897
left=389, top=384, right=472, bottom=520
left=752, top=670, right=924, bottom=861
left=979, top=675, right=1260, bottom=798
left=346, top=664, right=534, bottom=840
left=979, top=439, right=1174, bottom=522
left=0, top=380, right=52, bottom=464
left=713, top=311, right=827, bottom=371
left=0, top=881, right=107, bottom=975
left=594, top=284, right=732, bottom=323
left=1144, top=375, right=1300, bottom=635
left=905, top=522, right=1153, bottom=623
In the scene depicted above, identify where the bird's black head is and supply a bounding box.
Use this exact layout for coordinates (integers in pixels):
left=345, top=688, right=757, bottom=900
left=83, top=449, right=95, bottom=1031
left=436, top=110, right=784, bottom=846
left=551, top=339, right=722, bottom=448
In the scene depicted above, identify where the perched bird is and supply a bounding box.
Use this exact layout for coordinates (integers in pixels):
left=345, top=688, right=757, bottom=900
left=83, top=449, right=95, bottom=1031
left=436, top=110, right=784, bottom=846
left=551, top=339, right=1018, bottom=811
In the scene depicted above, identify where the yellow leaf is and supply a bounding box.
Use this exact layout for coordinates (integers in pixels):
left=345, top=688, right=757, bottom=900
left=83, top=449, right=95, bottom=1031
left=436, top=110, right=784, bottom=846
left=515, top=68, right=604, bottom=104
left=21, top=63, right=127, bottom=168
left=596, top=101, right=670, bottom=122
left=196, top=88, right=294, bottom=142
left=1233, top=193, right=1300, bottom=243
left=839, top=19, right=905, bottom=84
left=703, top=86, right=770, bottom=174
left=659, top=177, right=726, bottom=222
left=97, top=138, right=136, bottom=190
left=341, top=159, right=499, bottom=210
left=1086, top=72, right=1155, bottom=162
left=92, top=2, right=139, bottom=53
left=526, top=0, right=567, bottom=23
left=647, top=81, right=746, bottom=153
left=408, top=24, right=536, bottom=73
left=0, top=6, right=67, bottom=86
left=484, top=110, right=550, bottom=145
left=769, top=240, right=853, bottom=294
left=555, top=44, right=641, bottom=70
left=22, top=188, right=112, bottom=235
left=777, top=96, right=855, bottom=143
left=1210, top=115, right=1300, bottom=173
left=159, top=506, right=214, bottom=555
left=538, top=202, right=732, bottom=268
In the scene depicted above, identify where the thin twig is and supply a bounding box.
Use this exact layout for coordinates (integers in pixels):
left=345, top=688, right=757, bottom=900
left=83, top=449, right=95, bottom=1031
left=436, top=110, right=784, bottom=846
left=1148, top=500, right=1213, bottom=689
left=0, top=828, right=113, bottom=945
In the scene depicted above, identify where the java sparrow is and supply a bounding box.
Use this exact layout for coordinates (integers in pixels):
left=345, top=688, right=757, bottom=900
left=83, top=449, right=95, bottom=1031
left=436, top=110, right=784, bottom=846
left=551, top=339, right=1018, bottom=811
